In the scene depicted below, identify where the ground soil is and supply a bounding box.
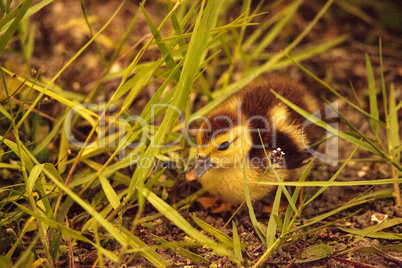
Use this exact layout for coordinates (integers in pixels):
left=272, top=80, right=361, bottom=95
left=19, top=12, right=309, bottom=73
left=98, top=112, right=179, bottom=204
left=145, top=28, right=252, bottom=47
left=1, top=0, right=401, bottom=267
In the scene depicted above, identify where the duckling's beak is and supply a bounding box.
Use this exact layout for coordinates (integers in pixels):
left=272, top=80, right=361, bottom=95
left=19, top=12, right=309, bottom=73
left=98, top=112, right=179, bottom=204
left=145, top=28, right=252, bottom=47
left=185, top=155, right=215, bottom=181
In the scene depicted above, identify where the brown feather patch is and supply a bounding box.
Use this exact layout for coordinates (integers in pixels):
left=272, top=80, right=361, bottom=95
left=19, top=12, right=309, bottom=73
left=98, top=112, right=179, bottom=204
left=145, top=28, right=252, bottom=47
left=198, top=111, right=239, bottom=145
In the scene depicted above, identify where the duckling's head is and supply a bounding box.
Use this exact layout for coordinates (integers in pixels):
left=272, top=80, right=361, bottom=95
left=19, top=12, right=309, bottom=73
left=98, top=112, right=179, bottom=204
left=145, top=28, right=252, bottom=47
left=186, top=110, right=253, bottom=180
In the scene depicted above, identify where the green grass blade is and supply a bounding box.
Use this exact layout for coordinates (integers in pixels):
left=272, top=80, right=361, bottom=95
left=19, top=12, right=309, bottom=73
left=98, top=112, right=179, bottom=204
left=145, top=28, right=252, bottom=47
left=141, top=187, right=237, bottom=261
left=388, top=83, right=400, bottom=154
left=57, top=120, right=69, bottom=174
left=250, top=0, right=302, bottom=60
left=153, top=235, right=209, bottom=265
left=0, top=135, right=34, bottom=172
left=365, top=53, right=380, bottom=136
left=0, top=0, right=53, bottom=35
left=266, top=186, right=282, bottom=248
left=283, top=158, right=315, bottom=232
left=0, top=105, right=13, bottom=120
left=0, top=2, right=21, bottom=30
left=0, top=0, right=33, bottom=55
left=118, top=60, right=162, bottom=108
left=303, top=146, right=358, bottom=208
left=128, top=0, right=222, bottom=194
left=336, top=0, right=375, bottom=25
left=243, top=6, right=287, bottom=50
left=116, top=226, right=169, bottom=267
left=32, top=113, right=67, bottom=156
left=0, top=163, right=21, bottom=169
left=283, top=52, right=382, bottom=123
left=190, top=0, right=337, bottom=120
left=242, top=159, right=266, bottom=243
left=12, top=202, right=119, bottom=262
left=379, top=38, right=388, bottom=119
left=141, top=4, right=180, bottom=81
left=99, top=176, right=120, bottom=209
left=13, top=233, right=40, bottom=268
left=140, top=58, right=185, bottom=121
left=257, top=130, right=297, bottom=213
left=271, top=90, right=383, bottom=156
left=41, top=163, right=168, bottom=266
left=0, top=256, right=12, bottom=268
left=340, top=218, right=402, bottom=240
left=21, top=22, right=35, bottom=65
left=0, top=68, right=98, bottom=123
left=292, top=190, right=393, bottom=232
left=26, top=164, right=43, bottom=198
left=232, top=221, right=243, bottom=267
left=178, top=0, right=200, bottom=30
left=15, top=1, right=125, bottom=130
left=191, top=215, right=233, bottom=247
left=167, top=0, right=187, bottom=50
left=89, top=58, right=183, bottom=182
left=268, top=35, right=347, bottom=69
left=80, top=0, right=107, bottom=66
left=255, top=177, right=401, bottom=187
left=33, top=177, right=54, bottom=219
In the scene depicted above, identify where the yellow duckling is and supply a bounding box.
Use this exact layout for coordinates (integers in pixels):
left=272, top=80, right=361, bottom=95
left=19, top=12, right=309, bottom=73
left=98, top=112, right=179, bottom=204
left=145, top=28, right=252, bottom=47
left=186, top=76, right=322, bottom=204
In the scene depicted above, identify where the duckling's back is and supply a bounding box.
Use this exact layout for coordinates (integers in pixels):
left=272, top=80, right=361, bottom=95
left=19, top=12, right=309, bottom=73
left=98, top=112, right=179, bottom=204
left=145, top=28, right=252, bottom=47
left=236, top=76, right=323, bottom=170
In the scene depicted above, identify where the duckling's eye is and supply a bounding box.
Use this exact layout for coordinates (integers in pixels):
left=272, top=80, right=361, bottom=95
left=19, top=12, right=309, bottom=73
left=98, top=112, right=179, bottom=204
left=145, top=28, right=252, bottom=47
left=218, top=141, right=230, bottom=151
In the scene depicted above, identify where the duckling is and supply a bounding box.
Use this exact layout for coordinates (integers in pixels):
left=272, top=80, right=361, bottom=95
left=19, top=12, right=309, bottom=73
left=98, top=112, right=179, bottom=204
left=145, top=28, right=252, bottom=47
left=186, top=76, right=322, bottom=204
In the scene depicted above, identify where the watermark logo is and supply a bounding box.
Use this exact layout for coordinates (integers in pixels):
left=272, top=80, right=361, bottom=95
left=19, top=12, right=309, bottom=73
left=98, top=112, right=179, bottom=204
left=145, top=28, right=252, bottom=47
left=64, top=101, right=339, bottom=167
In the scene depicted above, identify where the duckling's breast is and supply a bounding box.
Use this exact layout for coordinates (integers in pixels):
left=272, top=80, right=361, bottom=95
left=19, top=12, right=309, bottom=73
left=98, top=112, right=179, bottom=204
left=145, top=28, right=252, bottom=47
left=198, top=162, right=292, bottom=204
